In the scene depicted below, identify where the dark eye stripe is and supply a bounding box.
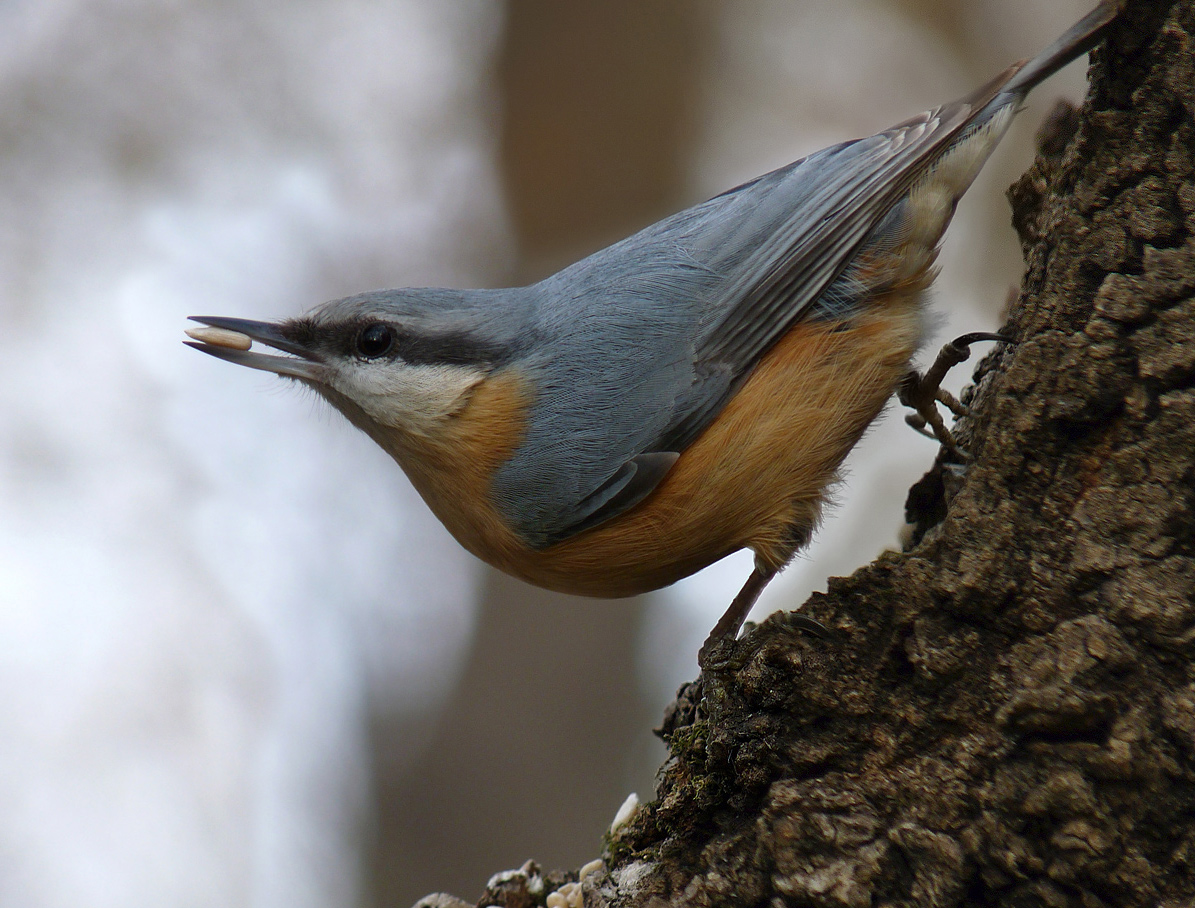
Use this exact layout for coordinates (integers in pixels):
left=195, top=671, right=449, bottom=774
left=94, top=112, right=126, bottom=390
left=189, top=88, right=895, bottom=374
left=389, top=329, right=511, bottom=367
left=283, top=318, right=515, bottom=368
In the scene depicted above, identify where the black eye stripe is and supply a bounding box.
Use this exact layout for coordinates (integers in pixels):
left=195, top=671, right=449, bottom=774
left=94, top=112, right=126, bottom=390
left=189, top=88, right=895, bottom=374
left=345, top=322, right=512, bottom=367
left=284, top=317, right=515, bottom=368
left=392, top=331, right=509, bottom=366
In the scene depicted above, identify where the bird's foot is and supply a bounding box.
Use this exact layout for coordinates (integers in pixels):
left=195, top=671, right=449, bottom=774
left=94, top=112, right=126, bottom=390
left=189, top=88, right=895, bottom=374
left=899, top=332, right=1011, bottom=459
left=698, top=566, right=774, bottom=671
left=698, top=567, right=829, bottom=671
left=786, top=613, right=829, bottom=638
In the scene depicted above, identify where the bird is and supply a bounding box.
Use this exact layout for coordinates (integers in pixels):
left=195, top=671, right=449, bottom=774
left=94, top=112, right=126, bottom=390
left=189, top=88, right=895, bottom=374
left=186, top=1, right=1121, bottom=665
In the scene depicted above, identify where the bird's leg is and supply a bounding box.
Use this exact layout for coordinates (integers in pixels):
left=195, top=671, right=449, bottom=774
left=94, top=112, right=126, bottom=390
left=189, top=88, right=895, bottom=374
left=899, top=331, right=1010, bottom=458
left=698, top=565, right=776, bottom=669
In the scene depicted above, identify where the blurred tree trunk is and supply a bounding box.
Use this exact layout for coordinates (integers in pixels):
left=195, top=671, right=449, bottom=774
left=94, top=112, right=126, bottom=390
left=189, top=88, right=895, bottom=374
left=424, top=0, right=1195, bottom=904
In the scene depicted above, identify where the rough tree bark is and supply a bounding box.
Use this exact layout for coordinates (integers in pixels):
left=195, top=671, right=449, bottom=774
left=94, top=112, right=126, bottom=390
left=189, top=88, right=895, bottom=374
left=417, top=1, right=1195, bottom=905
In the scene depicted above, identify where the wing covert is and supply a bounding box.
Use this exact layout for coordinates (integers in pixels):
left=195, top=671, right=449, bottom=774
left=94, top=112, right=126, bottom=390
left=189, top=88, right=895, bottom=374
left=493, top=72, right=1022, bottom=548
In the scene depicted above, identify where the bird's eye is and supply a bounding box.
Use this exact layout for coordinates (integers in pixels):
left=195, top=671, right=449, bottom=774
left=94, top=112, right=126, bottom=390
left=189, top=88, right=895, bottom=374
left=356, top=323, right=394, bottom=358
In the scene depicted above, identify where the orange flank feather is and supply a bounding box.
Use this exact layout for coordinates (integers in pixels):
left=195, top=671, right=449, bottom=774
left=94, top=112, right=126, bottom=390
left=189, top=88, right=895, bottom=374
left=382, top=285, right=927, bottom=598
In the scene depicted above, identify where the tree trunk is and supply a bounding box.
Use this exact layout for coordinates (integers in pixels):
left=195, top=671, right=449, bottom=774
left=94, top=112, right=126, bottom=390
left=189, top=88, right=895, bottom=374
left=419, top=1, right=1195, bottom=905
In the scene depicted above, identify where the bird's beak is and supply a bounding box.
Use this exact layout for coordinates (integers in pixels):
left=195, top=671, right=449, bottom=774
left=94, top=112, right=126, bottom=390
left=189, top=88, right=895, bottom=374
left=184, top=316, right=325, bottom=382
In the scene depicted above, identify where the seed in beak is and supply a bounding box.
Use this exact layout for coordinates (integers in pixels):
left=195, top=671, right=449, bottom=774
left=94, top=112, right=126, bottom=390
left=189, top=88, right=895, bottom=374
left=185, top=326, right=253, bottom=351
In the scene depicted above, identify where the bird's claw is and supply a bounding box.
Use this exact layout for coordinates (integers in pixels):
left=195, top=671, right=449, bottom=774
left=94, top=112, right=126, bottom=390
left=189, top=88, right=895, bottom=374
left=788, top=613, right=829, bottom=638
left=899, top=332, right=1012, bottom=458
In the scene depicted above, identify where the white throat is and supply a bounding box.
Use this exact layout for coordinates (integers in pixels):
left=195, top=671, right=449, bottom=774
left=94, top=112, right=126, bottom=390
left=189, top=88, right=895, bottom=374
left=329, top=360, right=486, bottom=436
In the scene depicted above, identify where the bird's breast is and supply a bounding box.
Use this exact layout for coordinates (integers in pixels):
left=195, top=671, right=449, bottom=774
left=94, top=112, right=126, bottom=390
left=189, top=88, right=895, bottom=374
left=377, top=286, right=926, bottom=599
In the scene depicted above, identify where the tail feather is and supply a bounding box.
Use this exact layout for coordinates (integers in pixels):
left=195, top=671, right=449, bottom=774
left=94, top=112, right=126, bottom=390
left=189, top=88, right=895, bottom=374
left=1004, top=0, right=1123, bottom=97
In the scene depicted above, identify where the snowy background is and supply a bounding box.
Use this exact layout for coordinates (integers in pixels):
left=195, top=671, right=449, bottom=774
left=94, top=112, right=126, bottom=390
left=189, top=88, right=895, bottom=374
left=0, top=0, right=1096, bottom=905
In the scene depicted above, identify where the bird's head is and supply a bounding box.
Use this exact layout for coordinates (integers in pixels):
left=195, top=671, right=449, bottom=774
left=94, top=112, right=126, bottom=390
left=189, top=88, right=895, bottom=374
left=185, top=289, right=521, bottom=444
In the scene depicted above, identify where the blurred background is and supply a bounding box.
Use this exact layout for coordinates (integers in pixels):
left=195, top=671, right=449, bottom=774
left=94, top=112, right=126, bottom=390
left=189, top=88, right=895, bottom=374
left=0, top=0, right=1097, bottom=905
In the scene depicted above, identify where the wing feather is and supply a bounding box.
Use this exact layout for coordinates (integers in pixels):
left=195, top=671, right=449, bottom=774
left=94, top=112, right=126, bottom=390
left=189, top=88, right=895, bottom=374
left=497, top=78, right=1020, bottom=547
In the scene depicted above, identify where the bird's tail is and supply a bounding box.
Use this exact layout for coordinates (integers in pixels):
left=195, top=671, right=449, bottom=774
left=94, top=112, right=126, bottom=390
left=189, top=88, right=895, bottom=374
left=1004, top=0, right=1123, bottom=97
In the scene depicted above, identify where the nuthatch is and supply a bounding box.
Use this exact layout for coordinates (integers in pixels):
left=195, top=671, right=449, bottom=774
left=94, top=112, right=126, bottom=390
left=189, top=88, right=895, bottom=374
left=187, top=2, right=1120, bottom=662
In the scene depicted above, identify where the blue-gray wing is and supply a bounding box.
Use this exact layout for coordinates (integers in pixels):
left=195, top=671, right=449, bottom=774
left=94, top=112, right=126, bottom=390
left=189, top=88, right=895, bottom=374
left=493, top=89, right=1009, bottom=549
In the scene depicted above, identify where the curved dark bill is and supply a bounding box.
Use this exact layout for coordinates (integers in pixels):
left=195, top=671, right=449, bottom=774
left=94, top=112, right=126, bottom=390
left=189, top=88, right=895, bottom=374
left=185, top=316, right=325, bottom=381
